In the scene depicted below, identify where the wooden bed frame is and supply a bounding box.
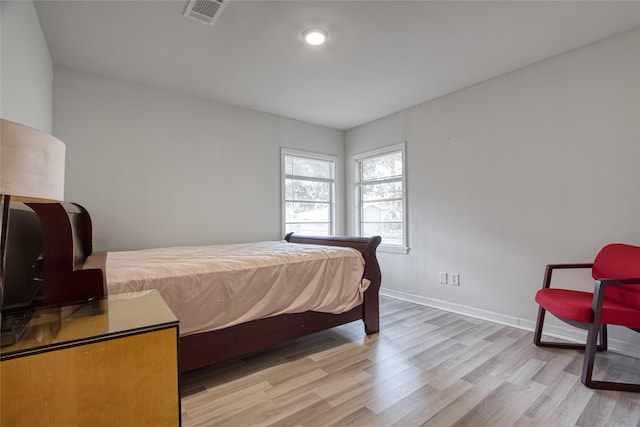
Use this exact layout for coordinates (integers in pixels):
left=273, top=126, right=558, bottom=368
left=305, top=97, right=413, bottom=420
left=23, top=202, right=382, bottom=373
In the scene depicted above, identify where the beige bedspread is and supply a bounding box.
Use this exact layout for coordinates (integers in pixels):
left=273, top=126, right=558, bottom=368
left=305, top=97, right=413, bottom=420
left=105, top=241, right=369, bottom=337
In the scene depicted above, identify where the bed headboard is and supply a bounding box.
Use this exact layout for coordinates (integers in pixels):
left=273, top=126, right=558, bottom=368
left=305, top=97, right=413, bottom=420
left=24, top=202, right=105, bottom=307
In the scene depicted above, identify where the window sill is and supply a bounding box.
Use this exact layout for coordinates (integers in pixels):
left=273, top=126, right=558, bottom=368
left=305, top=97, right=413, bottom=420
left=378, top=244, right=410, bottom=254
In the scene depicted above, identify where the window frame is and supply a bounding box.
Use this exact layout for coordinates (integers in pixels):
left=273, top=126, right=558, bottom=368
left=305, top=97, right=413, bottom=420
left=353, top=142, right=408, bottom=254
left=281, top=148, right=337, bottom=237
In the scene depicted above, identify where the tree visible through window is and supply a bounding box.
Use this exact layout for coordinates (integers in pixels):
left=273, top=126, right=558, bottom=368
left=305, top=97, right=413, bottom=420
left=355, top=144, right=406, bottom=248
left=282, top=150, right=335, bottom=236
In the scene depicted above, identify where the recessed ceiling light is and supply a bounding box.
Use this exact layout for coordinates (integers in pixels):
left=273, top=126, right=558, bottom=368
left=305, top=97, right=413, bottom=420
left=302, top=28, right=329, bottom=46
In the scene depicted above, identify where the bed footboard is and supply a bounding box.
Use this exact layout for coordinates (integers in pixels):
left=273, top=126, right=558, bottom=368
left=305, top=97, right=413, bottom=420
left=284, top=233, right=382, bottom=333
left=180, top=233, right=382, bottom=372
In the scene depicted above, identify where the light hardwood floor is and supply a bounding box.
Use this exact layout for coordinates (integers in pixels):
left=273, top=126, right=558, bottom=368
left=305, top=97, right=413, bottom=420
left=180, top=296, right=640, bottom=426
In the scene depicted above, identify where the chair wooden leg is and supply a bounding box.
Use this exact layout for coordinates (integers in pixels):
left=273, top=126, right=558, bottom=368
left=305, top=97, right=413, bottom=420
left=533, top=306, right=546, bottom=346
left=581, top=321, right=640, bottom=392
left=582, top=321, right=600, bottom=387
left=533, top=306, right=607, bottom=351
left=599, top=322, right=608, bottom=352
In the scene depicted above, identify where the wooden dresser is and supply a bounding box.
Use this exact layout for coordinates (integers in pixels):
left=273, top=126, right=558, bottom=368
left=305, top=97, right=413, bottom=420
left=1, top=289, right=180, bottom=426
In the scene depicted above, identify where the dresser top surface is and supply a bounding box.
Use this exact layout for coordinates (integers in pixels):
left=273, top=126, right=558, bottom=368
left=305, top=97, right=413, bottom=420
left=1, top=289, right=178, bottom=359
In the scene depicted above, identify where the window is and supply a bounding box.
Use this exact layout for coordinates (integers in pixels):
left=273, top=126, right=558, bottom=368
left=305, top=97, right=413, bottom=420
left=282, top=149, right=335, bottom=236
left=354, top=143, right=407, bottom=252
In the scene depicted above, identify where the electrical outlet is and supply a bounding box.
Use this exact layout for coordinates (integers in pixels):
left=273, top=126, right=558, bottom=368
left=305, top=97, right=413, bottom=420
left=450, top=273, right=460, bottom=286
left=439, top=272, right=448, bottom=284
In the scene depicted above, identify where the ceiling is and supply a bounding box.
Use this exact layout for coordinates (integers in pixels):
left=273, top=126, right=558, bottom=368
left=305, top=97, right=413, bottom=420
left=34, top=1, right=640, bottom=130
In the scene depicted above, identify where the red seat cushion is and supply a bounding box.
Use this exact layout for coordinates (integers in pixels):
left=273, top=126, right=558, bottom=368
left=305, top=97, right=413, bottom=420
left=535, top=288, right=640, bottom=328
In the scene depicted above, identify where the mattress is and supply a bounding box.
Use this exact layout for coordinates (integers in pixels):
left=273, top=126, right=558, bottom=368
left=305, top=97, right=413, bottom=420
left=105, top=241, right=369, bottom=337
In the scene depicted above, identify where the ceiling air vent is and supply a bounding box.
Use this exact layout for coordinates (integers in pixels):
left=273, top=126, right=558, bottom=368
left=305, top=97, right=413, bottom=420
left=184, top=0, right=227, bottom=26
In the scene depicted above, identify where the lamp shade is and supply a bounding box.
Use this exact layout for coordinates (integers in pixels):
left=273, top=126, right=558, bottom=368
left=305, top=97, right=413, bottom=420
left=0, top=119, right=65, bottom=201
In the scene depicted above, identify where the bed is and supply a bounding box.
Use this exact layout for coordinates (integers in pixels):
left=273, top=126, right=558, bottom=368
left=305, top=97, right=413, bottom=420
left=24, top=202, right=382, bottom=372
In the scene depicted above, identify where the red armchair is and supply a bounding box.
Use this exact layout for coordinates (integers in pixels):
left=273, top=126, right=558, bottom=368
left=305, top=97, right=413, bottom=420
left=533, top=243, right=640, bottom=392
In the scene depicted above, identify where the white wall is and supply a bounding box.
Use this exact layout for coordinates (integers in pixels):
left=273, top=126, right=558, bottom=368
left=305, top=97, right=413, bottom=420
left=8, top=1, right=640, bottom=351
left=346, top=29, right=640, bottom=350
left=53, top=67, right=344, bottom=251
left=0, top=0, right=52, bottom=132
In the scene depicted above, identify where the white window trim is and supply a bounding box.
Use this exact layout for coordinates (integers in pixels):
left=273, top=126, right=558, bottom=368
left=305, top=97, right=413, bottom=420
left=281, top=148, right=337, bottom=237
left=353, top=142, right=409, bottom=254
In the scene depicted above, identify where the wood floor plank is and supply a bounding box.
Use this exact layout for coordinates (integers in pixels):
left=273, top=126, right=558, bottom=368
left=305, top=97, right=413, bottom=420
left=506, top=358, right=547, bottom=386
left=417, top=374, right=504, bottom=427
left=180, top=296, right=640, bottom=426
left=450, top=381, right=547, bottom=427
left=265, top=369, right=329, bottom=400
left=603, top=391, right=640, bottom=427
left=184, top=381, right=273, bottom=425
left=521, top=371, right=595, bottom=427
left=364, top=366, right=435, bottom=414
left=383, top=378, right=474, bottom=426
left=530, top=349, right=575, bottom=386
left=572, top=388, right=618, bottom=427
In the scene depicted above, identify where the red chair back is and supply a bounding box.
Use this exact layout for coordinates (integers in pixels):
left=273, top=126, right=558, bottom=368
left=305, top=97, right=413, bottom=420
left=592, top=243, right=640, bottom=309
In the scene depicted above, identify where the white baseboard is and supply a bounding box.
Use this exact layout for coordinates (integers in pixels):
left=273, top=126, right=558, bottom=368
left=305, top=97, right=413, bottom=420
left=380, top=288, right=640, bottom=359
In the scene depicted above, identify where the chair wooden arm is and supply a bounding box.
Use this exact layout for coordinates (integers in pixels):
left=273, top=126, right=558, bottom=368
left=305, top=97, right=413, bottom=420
left=592, top=279, right=640, bottom=314
left=591, top=279, right=640, bottom=321
left=595, top=278, right=640, bottom=287
left=542, top=263, right=594, bottom=289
